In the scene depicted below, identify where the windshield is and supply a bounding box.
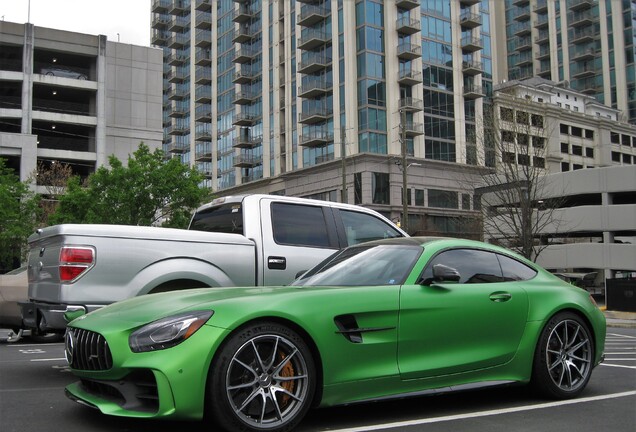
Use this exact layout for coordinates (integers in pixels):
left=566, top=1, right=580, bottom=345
left=292, top=244, right=422, bottom=287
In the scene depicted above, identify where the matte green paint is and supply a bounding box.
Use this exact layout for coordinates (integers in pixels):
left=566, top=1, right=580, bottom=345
left=65, top=238, right=606, bottom=421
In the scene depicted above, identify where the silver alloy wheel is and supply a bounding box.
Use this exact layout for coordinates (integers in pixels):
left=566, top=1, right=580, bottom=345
left=545, top=319, right=592, bottom=392
left=226, top=334, right=310, bottom=429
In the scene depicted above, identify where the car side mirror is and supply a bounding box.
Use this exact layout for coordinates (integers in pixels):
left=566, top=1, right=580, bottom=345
left=432, top=264, right=461, bottom=283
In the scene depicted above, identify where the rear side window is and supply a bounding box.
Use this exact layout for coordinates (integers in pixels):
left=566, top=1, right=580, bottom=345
left=272, top=203, right=331, bottom=248
left=496, top=253, right=537, bottom=281
left=339, top=209, right=404, bottom=246
left=420, top=249, right=503, bottom=284
left=189, top=203, right=243, bottom=234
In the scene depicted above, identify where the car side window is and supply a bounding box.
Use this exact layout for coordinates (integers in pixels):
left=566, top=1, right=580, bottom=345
left=271, top=203, right=331, bottom=248
left=339, top=209, right=403, bottom=246
left=420, top=249, right=504, bottom=284
left=496, top=253, right=537, bottom=281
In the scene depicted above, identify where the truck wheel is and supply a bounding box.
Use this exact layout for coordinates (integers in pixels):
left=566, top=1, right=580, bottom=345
left=208, top=321, right=315, bottom=432
left=30, top=330, right=64, bottom=343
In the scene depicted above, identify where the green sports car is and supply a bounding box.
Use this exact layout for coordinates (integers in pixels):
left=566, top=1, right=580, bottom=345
left=64, top=237, right=606, bottom=432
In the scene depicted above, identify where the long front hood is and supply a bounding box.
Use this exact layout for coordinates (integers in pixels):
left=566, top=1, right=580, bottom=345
left=69, top=286, right=301, bottom=331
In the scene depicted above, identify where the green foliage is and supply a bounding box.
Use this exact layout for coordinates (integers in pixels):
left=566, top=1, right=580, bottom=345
left=51, top=143, right=210, bottom=228
left=0, top=158, right=41, bottom=272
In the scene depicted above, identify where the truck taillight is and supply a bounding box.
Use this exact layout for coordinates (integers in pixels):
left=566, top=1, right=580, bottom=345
left=59, top=246, right=95, bottom=283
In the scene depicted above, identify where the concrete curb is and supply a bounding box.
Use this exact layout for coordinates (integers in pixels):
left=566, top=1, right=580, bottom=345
left=603, top=309, right=636, bottom=329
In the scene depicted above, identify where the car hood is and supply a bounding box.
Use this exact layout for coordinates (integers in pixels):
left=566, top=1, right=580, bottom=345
left=69, top=286, right=302, bottom=331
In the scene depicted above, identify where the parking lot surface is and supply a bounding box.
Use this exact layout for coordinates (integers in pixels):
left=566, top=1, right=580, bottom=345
left=1, top=329, right=634, bottom=432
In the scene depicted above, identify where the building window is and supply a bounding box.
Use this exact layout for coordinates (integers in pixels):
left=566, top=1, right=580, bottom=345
left=573, top=164, right=583, bottom=170
left=585, top=147, right=594, bottom=158
left=415, top=189, right=424, bottom=206
left=611, top=151, right=621, bottom=162
left=428, top=189, right=458, bottom=209
left=503, top=152, right=516, bottom=163
left=561, top=142, right=569, bottom=153
left=462, top=194, right=471, bottom=210
left=517, top=154, right=530, bottom=166
left=610, top=132, right=620, bottom=144
left=354, top=172, right=362, bottom=205
left=623, top=154, right=632, bottom=164
left=571, top=145, right=583, bottom=156
left=371, top=172, right=389, bottom=204
left=584, top=129, right=594, bottom=139
left=623, top=135, right=632, bottom=146
left=533, top=136, right=545, bottom=148
left=401, top=188, right=412, bottom=205
left=531, top=114, right=544, bottom=128
left=560, top=123, right=568, bottom=134
left=571, top=126, right=582, bottom=137
left=561, top=162, right=570, bottom=171
left=533, top=157, right=545, bottom=168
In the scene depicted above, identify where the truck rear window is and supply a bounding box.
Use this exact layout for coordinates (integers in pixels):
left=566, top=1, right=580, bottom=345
left=189, top=203, right=243, bottom=235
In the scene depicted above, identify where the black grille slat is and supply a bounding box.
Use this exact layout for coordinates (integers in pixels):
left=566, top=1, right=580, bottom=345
left=70, top=328, right=113, bottom=371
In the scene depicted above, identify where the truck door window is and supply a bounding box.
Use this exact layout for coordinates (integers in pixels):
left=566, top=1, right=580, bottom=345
left=340, top=209, right=404, bottom=246
left=189, top=203, right=243, bottom=234
left=271, top=203, right=331, bottom=248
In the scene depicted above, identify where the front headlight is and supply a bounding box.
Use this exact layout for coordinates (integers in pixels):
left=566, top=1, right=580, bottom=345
left=129, top=310, right=213, bottom=353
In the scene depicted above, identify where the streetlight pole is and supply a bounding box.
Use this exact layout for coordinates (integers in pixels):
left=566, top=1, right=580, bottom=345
left=401, top=108, right=408, bottom=234
left=341, top=127, right=347, bottom=203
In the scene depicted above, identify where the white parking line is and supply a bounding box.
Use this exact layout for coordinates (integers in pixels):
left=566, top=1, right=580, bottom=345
left=30, top=358, right=66, bottom=362
left=601, top=363, right=636, bottom=370
left=328, top=391, right=636, bottom=432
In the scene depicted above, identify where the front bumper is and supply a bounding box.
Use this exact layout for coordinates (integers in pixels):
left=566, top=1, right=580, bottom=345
left=19, top=301, right=95, bottom=332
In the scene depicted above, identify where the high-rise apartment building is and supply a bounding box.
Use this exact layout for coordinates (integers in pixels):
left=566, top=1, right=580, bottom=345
left=152, top=0, right=499, bottom=235
left=496, top=0, right=636, bottom=124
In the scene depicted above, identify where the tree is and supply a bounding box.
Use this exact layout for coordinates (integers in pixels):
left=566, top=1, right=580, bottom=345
left=473, top=86, right=565, bottom=262
left=51, top=143, right=211, bottom=228
left=0, top=158, right=40, bottom=272
left=34, top=160, right=73, bottom=225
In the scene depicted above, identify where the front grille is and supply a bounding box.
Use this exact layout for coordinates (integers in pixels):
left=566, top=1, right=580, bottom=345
left=67, top=328, right=113, bottom=371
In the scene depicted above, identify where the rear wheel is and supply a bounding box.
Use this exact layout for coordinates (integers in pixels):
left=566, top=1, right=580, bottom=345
left=208, top=321, right=315, bottom=432
left=532, top=312, right=594, bottom=399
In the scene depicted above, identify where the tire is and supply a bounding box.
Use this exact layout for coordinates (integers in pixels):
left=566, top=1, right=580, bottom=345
left=532, top=312, right=594, bottom=399
left=208, top=321, right=315, bottom=432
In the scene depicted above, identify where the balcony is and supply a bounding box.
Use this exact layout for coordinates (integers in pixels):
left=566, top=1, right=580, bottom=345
left=195, top=85, right=212, bottom=103
left=298, top=79, right=332, bottom=98
left=512, top=0, right=529, bottom=5
left=233, top=46, right=258, bottom=63
left=572, top=63, right=596, bottom=79
left=195, top=143, right=212, bottom=161
left=399, top=97, right=423, bottom=112
left=168, top=67, right=188, bottom=83
left=460, top=11, right=482, bottom=29
left=169, top=0, right=189, bottom=14
left=298, top=4, right=329, bottom=27
left=167, top=86, right=188, bottom=100
left=396, top=16, right=421, bottom=35
left=516, top=36, right=532, bottom=51
left=463, top=84, right=485, bottom=99
left=195, top=66, right=212, bottom=84
left=152, top=0, right=171, bottom=13
left=534, top=0, right=548, bottom=13
left=535, top=14, right=549, bottom=29
left=170, top=100, right=188, bottom=117
left=233, top=4, right=253, bottom=23
left=568, top=10, right=596, bottom=27
left=233, top=67, right=257, bottom=83
left=233, top=135, right=262, bottom=149
left=299, top=129, right=334, bottom=147
left=535, top=30, right=550, bottom=45
left=195, top=11, right=212, bottom=29
left=536, top=47, right=551, bottom=60
left=298, top=106, right=333, bottom=124
left=233, top=154, right=260, bottom=167
left=195, top=0, right=211, bottom=11
left=169, top=14, right=189, bottom=32
left=517, top=52, right=533, bottom=66
left=168, top=52, right=188, bottom=66
left=233, top=25, right=255, bottom=43
left=403, top=121, right=424, bottom=137
left=195, top=29, right=212, bottom=47
left=152, top=14, right=170, bottom=29
left=168, top=33, right=189, bottom=49
left=461, top=35, right=483, bottom=52
left=569, top=0, right=594, bottom=11
left=167, top=141, right=188, bottom=152
left=298, top=52, right=331, bottom=74
left=462, top=60, right=483, bottom=76
left=195, top=103, right=212, bottom=122
left=536, top=65, right=551, bottom=78
left=298, top=29, right=329, bottom=50
left=195, top=49, right=212, bottom=65
left=396, top=0, right=420, bottom=9
left=513, top=22, right=531, bottom=36
left=151, top=30, right=170, bottom=45
left=570, top=27, right=596, bottom=44
left=571, top=47, right=596, bottom=62
left=398, top=69, right=422, bottom=85
left=513, top=6, right=531, bottom=22
left=397, top=42, right=422, bottom=60
left=233, top=90, right=258, bottom=105
left=195, top=125, right=212, bottom=142
left=233, top=112, right=260, bottom=126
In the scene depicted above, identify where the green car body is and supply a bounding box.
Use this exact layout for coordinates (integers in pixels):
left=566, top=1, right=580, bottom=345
left=65, top=237, right=606, bottom=431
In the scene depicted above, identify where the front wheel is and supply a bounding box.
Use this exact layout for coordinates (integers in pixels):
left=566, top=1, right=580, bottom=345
left=532, top=312, right=594, bottom=399
left=208, top=321, right=315, bottom=432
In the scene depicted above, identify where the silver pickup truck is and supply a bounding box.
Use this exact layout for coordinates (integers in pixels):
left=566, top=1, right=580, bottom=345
left=22, top=194, right=406, bottom=332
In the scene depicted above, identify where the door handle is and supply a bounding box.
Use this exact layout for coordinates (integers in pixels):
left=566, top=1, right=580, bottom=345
left=268, top=256, right=287, bottom=270
left=489, top=292, right=512, bottom=303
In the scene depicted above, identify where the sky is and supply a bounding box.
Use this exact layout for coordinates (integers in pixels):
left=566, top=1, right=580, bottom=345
left=1, top=0, right=151, bottom=46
